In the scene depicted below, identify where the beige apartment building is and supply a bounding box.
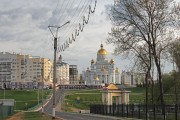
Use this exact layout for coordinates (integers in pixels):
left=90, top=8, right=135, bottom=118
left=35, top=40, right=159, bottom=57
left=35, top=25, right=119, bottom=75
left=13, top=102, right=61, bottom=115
left=0, top=52, right=53, bottom=89
left=40, top=58, right=53, bottom=86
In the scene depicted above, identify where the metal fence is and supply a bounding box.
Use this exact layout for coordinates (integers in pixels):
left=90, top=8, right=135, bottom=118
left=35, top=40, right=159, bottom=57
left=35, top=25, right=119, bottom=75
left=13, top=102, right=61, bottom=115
left=90, top=104, right=180, bottom=120
left=0, top=104, right=14, bottom=120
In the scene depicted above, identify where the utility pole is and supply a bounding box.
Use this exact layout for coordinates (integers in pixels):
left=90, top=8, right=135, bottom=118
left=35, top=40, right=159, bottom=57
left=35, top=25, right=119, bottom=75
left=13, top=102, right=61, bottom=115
left=48, top=21, right=70, bottom=119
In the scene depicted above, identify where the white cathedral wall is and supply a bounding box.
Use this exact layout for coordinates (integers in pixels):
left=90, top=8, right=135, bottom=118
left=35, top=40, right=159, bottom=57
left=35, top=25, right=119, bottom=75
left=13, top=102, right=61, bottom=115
left=115, top=74, right=120, bottom=84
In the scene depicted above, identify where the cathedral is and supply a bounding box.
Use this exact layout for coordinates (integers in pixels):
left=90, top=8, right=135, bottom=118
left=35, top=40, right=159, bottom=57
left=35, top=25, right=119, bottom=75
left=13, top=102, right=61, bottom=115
left=82, top=44, right=121, bottom=85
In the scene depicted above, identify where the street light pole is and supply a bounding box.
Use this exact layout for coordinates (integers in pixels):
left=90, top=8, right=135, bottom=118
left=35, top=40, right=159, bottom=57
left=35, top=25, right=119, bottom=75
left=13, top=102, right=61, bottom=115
left=52, top=37, right=57, bottom=118
left=48, top=21, right=70, bottom=119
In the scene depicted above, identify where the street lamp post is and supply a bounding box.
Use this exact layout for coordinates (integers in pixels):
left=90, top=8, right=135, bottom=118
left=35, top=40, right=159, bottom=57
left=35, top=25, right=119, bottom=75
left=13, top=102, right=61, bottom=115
left=48, top=21, right=70, bottom=119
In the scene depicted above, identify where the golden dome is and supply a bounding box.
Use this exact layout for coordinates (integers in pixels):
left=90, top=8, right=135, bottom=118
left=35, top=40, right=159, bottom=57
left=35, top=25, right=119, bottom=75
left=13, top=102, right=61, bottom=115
left=94, top=75, right=99, bottom=81
left=110, top=59, right=114, bottom=64
left=97, top=44, right=107, bottom=55
left=115, top=67, right=119, bottom=73
left=91, top=59, right=95, bottom=64
left=86, top=67, right=90, bottom=72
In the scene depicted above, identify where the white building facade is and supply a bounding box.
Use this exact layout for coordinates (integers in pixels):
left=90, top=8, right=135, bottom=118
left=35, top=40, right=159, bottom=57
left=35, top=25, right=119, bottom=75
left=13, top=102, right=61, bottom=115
left=56, top=55, right=69, bottom=85
left=82, top=44, right=121, bottom=85
left=121, top=70, right=146, bottom=86
left=0, top=52, right=16, bottom=88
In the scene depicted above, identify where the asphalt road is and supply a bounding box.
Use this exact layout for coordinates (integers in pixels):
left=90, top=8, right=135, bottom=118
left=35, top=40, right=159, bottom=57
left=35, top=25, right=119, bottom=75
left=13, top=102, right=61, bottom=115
left=43, top=88, right=64, bottom=113
left=44, top=109, right=122, bottom=120
left=42, top=89, right=122, bottom=120
left=55, top=112, right=122, bottom=120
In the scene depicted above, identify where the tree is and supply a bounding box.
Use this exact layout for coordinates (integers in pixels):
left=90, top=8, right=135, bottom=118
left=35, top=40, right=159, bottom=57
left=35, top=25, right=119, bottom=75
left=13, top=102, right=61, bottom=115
left=169, top=39, right=180, bottom=73
left=107, top=0, right=179, bottom=106
left=162, top=73, right=175, bottom=93
left=169, top=39, right=180, bottom=104
left=107, top=0, right=179, bottom=118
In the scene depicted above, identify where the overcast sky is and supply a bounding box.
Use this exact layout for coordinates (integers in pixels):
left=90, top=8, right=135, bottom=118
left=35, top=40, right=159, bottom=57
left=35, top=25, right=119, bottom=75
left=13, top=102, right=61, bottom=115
left=0, top=0, right=179, bottom=73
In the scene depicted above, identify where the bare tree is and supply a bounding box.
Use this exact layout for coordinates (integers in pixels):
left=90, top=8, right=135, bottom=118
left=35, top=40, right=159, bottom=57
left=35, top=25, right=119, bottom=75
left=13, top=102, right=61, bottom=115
left=107, top=0, right=179, bottom=118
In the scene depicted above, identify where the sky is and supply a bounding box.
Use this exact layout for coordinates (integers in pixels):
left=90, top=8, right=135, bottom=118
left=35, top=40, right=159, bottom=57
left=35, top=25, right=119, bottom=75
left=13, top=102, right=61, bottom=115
left=0, top=0, right=179, bottom=73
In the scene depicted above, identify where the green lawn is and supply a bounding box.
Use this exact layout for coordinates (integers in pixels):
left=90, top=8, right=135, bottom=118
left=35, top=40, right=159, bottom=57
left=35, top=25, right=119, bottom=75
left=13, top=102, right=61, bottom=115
left=0, top=89, right=52, bottom=110
left=63, top=87, right=162, bottom=111
left=7, top=112, right=62, bottom=120
left=126, top=87, right=145, bottom=93
left=63, top=87, right=147, bottom=111
left=64, top=89, right=102, bottom=111
left=23, top=112, right=52, bottom=120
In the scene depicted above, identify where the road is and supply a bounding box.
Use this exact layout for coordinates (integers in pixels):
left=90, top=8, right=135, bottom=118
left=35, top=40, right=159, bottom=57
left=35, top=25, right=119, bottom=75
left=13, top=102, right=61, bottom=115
left=42, top=89, right=122, bottom=120
left=55, top=112, right=121, bottom=120
left=43, top=88, right=64, bottom=113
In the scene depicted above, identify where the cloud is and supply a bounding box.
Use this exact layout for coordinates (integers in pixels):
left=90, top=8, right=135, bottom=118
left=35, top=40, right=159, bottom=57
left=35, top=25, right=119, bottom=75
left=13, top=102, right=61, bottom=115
left=0, top=0, right=152, bottom=73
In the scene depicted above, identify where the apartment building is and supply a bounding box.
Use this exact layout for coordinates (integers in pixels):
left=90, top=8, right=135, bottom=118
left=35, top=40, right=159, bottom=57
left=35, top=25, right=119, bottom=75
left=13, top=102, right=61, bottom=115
left=41, top=58, right=53, bottom=86
left=69, top=65, right=79, bottom=84
left=0, top=52, right=53, bottom=89
left=0, top=52, right=16, bottom=89
left=121, top=70, right=146, bottom=86
left=56, top=55, right=69, bottom=85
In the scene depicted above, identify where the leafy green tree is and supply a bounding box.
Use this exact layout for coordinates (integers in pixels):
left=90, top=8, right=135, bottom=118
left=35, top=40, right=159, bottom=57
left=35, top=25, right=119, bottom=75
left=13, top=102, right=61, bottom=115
left=162, top=73, right=174, bottom=93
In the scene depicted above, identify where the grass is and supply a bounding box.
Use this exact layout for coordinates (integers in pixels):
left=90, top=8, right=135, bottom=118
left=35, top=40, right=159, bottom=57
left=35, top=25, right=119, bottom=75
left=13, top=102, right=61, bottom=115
left=63, top=89, right=102, bottom=111
left=0, top=89, right=52, bottom=110
left=63, top=87, right=153, bottom=111
left=126, top=87, right=146, bottom=104
left=7, top=112, right=62, bottom=120
left=23, top=112, right=52, bottom=120
left=126, top=87, right=145, bottom=93
left=63, top=88, right=146, bottom=111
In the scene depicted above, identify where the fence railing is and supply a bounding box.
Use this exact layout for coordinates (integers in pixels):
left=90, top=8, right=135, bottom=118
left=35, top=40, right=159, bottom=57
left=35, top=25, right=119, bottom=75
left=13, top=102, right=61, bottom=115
left=90, top=104, right=180, bottom=120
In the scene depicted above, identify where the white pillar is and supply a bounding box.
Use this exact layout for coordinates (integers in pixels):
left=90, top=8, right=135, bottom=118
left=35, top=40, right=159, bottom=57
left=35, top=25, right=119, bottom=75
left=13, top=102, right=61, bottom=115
left=105, top=75, right=106, bottom=84
left=110, top=74, right=112, bottom=84
left=124, top=93, right=127, bottom=104
left=113, top=69, right=115, bottom=84
left=126, top=93, right=129, bottom=104
left=101, top=75, right=102, bottom=84
left=102, top=93, right=104, bottom=104
left=107, top=93, right=112, bottom=105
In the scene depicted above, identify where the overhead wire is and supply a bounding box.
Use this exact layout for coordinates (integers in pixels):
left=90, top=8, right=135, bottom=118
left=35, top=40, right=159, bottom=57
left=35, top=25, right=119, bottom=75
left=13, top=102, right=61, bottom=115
left=49, top=0, right=97, bottom=53
left=59, top=0, right=87, bottom=36
left=56, top=0, right=74, bottom=25
left=54, top=0, right=66, bottom=25
left=56, top=0, right=87, bottom=50
left=58, top=0, right=92, bottom=42
left=57, top=0, right=97, bottom=52
left=55, top=0, right=86, bottom=42
left=57, top=0, right=92, bottom=51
